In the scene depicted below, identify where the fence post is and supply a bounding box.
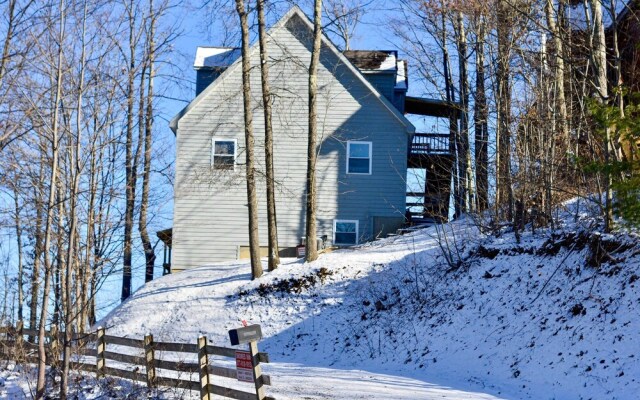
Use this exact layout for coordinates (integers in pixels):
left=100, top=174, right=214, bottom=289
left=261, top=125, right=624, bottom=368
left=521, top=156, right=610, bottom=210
left=96, top=327, right=106, bottom=377
left=144, top=333, right=156, bottom=388
left=249, top=340, right=266, bottom=400
left=197, top=336, right=211, bottom=400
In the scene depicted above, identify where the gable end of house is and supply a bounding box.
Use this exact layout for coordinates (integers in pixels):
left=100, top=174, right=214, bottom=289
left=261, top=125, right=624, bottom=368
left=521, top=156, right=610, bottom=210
left=169, top=6, right=415, bottom=135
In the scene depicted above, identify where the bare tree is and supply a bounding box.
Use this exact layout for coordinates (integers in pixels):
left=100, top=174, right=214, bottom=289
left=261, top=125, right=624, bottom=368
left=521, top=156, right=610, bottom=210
left=9, top=171, right=24, bottom=324
left=322, top=0, right=372, bottom=50
left=0, top=0, right=35, bottom=151
left=36, top=0, right=65, bottom=394
left=235, top=0, right=263, bottom=279
left=495, top=0, right=514, bottom=223
left=590, top=0, right=613, bottom=230
left=440, top=12, right=459, bottom=218
left=121, top=0, right=145, bottom=301
left=60, top=1, right=89, bottom=395
left=544, top=0, right=568, bottom=139
left=257, top=0, right=280, bottom=271
left=305, top=0, right=323, bottom=263
left=0, top=1, right=176, bottom=394
left=454, top=10, right=471, bottom=213
left=140, top=0, right=157, bottom=283
left=473, top=14, right=489, bottom=212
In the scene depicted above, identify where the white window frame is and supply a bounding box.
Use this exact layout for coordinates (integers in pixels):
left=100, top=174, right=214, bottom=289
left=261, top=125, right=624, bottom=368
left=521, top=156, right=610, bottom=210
left=211, top=138, right=237, bottom=170
left=333, top=219, right=359, bottom=245
left=346, top=141, right=372, bottom=175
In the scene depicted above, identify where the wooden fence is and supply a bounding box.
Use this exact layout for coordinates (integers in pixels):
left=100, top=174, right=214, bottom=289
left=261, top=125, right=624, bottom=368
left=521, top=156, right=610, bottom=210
left=0, top=324, right=274, bottom=400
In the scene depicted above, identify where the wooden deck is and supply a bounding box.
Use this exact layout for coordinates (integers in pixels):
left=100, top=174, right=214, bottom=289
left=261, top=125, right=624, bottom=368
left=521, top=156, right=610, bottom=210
left=407, top=133, right=454, bottom=222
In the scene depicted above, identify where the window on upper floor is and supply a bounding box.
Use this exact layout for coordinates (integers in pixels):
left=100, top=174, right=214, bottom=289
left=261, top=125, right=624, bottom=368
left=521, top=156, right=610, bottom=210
left=212, top=138, right=236, bottom=170
left=347, top=141, right=372, bottom=175
left=334, top=219, right=358, bottom=245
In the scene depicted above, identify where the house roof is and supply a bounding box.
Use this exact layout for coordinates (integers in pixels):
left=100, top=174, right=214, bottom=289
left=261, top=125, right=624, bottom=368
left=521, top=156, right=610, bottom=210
left=343, top=50, right=398, bottom=72
left=170, top=6, right=415, bottom=134
left=194, top=47, right=240, bottom=69
left=156, top=228, right=172, bottom=246
left=342, top=50, right=408, bottom=91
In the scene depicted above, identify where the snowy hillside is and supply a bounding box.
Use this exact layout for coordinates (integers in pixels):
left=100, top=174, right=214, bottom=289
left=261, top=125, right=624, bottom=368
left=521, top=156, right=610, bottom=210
left=98, top=201, right=639, bottom=400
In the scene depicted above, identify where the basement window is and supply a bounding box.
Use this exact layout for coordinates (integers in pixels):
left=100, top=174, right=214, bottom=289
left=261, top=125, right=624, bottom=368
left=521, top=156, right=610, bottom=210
left=212, top=138, right=236, bottom=170
left=347, top=141, right=372, bottom=174
left=334, top=220, right=358, bottom=245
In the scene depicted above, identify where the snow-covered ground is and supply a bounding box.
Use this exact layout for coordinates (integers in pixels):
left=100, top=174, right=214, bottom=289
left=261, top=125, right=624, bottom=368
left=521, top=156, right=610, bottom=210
left=2, top=201, right=639, bottom=399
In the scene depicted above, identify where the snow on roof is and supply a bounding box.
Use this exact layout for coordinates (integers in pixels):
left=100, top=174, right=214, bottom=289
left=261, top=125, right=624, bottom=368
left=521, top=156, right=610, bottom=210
left=343, top=50, right=397, bottom=72
left=395, top=60, right=407, bottom=90
left=194, top=47, right=241, bottom=69
left=343, top=50, right=407, bottom=90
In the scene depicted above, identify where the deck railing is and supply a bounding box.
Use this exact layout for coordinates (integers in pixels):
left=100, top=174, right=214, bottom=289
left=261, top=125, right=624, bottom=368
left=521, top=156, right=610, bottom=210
left=410, top=133, right=450, bottom=155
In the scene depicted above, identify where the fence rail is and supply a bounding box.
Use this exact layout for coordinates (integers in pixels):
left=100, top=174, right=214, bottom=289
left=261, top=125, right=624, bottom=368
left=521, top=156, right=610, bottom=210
left=0, top=323, right=275, bottom=400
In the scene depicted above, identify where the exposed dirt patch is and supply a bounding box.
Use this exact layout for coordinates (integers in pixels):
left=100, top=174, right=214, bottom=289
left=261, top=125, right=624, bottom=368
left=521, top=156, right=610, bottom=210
left=476, top=245, right=500, bottom=259
left=472, top=230, right=635, bottom=270
left=537, top=231, right=590, bottom=256
left=570, top=303, right=587, bottom=316
left=238, top=267, right=335, bottom=297
left=587, top=234, right=635, bottom=268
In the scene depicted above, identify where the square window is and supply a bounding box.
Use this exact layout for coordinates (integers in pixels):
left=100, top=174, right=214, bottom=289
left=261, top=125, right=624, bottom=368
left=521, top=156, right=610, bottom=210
left=212, top=139, right=236, bottom=170
left=334, top=220, right=358, bottom=245
left=347, top=141, right=371, bottom=174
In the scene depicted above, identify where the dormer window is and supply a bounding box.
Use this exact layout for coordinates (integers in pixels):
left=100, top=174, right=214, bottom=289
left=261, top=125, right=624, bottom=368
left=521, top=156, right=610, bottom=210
left=347, top=141, right=372, bottom=175
left=212, top=138, right=236, bottom=170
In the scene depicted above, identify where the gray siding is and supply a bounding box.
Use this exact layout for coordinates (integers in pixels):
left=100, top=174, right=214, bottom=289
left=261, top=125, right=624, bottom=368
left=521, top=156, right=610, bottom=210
left=172, top=14, right=409, bottom=270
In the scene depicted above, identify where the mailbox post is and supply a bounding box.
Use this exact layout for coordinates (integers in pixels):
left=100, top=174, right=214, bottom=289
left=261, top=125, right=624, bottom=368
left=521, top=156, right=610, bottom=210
left=229, top=324, right=266, bottom=400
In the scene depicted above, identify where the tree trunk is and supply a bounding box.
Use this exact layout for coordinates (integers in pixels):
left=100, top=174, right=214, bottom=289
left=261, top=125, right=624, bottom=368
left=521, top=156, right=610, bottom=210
left=608, top=0, right=625, bottom=162
left=12, top=186, right=23, bottom=323
left=122, top=0, right=137, bottom=301
left=543, top=0, right=567, bottom=216
left=53, top=185, right=64, bottom=328
left=306, top=0, right=323, bottom=262
left=474, top=16, right=489, bottom=212
left=140, top=0, right=156, bottom=283
left=441, top=13, right=458, bottom=219
left=545, top=0, right=568, bottom=140
left=496, top=0, right=514, bottom=222
left=235, top=0, right=263, bottom=279
left=591, top=0, right=613, bottom=231
left=61, top=3, right=87, bottom=395
left=0, top=0, right=16, bottom=84
left=85, top=143, right=97, bottom=327
left=29, top=152, right=45, bottom=342
left=257, top=0, right=280, bottom=271
left=36, top=1, right=65, bottom=396
left=455, top=11, right=471, bottom=213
